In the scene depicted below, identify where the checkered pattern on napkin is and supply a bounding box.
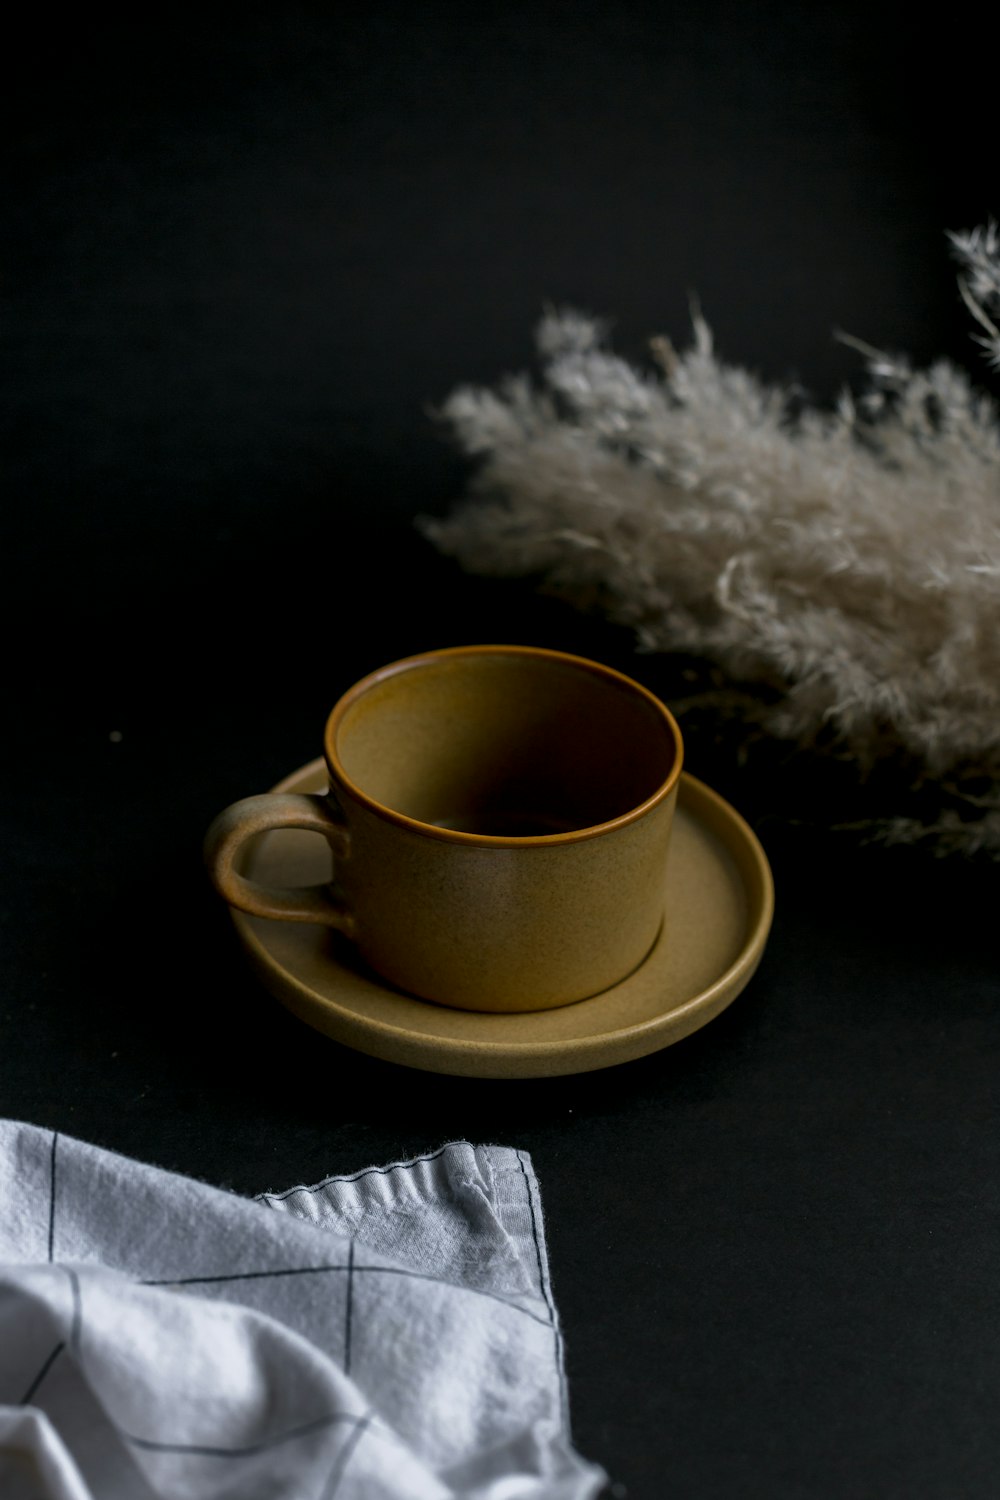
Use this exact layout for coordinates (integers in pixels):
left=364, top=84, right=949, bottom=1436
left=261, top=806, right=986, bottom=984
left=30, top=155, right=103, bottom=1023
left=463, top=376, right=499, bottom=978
left=0, top=1122, right=604, bottom=1499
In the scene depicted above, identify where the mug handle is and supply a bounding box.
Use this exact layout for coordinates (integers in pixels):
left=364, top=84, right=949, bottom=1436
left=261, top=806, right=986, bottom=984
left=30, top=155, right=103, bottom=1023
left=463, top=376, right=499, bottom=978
left=204, top=792, right=355, bottom=933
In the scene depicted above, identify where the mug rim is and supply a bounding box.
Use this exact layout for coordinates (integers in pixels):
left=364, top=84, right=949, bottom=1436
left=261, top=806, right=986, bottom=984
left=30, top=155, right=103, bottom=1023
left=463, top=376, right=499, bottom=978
left=322, top=644, right=684, bottom=848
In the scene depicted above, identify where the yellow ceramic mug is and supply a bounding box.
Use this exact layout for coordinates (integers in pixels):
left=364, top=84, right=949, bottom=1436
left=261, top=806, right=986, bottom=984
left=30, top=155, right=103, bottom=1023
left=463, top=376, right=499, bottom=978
left=204, top=645, right=683, bottom=1013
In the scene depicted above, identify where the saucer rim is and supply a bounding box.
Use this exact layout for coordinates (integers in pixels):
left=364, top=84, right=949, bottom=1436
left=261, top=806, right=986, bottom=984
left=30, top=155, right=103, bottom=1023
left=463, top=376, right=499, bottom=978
left=229, top=758, right=774, bottom=1075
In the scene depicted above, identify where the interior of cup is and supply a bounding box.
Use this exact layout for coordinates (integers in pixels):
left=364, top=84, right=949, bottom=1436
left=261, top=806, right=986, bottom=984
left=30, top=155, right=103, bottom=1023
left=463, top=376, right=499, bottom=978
left=329, top=649, right=680, bottom=838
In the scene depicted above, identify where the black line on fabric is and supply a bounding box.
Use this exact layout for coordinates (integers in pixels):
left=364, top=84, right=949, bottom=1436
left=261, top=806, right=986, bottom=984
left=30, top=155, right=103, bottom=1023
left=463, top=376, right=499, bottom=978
left=142, top=1263, right=351, bottom=1287
left=323, top=1413, right=372, bottom=1499
left=343, top=1239, right=355, bottom=1377
left=516, top=1149, right=568, bottom=1435
left=143, top=1258, right=551, bottom=1329
left=124, top=1411, right=363, bottom=1459
left=19, top=1341, right=65, bottom=1406
left=256, top=1142, right=471, bottom=1203
left=21, top=1272, right=83, bottom=1409
left=47, top=1131, right=59, bottom=1261
left=353, top=1264, right=553, bottom=1329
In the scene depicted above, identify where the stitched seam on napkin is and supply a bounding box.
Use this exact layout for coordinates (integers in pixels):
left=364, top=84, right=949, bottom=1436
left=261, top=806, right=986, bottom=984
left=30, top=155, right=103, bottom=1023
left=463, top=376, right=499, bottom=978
left=255, top=1143, right=467, bottom=1205
left=259, top=1143, right=531, bottom=1294
left=489, top=1152, right=570, bottom=1440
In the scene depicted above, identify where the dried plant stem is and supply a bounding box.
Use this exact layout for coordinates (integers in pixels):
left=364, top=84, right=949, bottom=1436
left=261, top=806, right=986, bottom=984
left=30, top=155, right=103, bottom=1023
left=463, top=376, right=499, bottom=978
left=424, top=228, right=1000, bottom=856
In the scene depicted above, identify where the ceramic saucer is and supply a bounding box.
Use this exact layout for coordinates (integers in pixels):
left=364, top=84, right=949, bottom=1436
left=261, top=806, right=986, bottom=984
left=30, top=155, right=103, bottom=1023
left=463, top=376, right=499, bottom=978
left=230, top=758, right=774, bottom=1078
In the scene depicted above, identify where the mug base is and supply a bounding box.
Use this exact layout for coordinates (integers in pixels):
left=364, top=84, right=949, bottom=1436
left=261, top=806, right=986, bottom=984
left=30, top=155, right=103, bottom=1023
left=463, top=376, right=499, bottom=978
left=358, top=918, right=665, bottom=1016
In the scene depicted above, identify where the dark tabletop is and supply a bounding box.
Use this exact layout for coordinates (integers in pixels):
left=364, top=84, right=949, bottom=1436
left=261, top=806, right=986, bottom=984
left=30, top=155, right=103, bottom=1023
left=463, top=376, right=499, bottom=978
left=5, top=6, right=999, bottom=1496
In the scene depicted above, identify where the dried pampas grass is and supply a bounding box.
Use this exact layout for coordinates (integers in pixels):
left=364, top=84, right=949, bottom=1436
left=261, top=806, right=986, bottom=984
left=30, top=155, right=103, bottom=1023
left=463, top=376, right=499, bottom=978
left=423, top=228, right=1000, bottom=855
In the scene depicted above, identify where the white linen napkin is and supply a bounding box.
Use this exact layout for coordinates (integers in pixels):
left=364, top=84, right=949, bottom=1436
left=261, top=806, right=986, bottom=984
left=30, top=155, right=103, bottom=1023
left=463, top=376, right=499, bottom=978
left=0, top=1122, right=605, bottom=1499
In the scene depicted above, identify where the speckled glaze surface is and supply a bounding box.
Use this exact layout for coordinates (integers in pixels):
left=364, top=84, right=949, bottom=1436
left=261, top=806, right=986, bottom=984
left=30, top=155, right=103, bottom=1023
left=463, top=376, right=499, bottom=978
left=206, top=646, right=684, bottom=1012
left=230, top=758, right=774, bottom=1078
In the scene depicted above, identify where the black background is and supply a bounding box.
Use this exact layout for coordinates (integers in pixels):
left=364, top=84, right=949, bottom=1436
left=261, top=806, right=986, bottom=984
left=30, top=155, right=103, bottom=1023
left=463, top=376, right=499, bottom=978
left=5, top=5, right=1000, bottom=1496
